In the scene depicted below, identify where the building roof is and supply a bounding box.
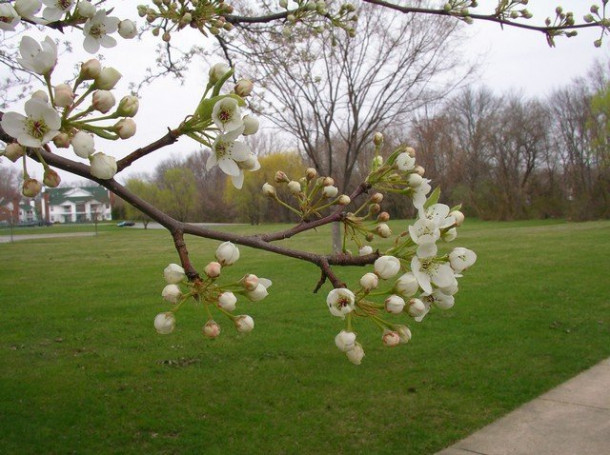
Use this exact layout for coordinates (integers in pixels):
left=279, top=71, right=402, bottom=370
left=46, top=186, right=110, bottom=205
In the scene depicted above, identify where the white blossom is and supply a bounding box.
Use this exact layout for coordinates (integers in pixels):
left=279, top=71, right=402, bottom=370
left=1, top=98, right=60, bottom=148
left=95, top=67, right=122, bottom=90
left=242, top=115, right=259, bottom=136
left=395, top=151, right=415, bottom=171
left=247, top=278, right=272, bottom=302
left=212, top=97, right=243, bottom=132
left=234, top=315, right=254, bottom=333
left=154, top=312, right=175, bottom=334
left=385, top=294, right=405, bottom=314
left=394, top=272, right=419, bottom=297
left=207, top=127, right=250, bottom=179
left=411, top=244, right=455, bottom=294
left=0, top=4, right=20, bottom=31
left=326, top=288, right=356, bottom=319
left=359, top=245, right=374, bottom=256
left=407, top=298, right=427, bottom=318
left=89, top=152, right=117, bottom=180
left=42, top=0, right=74, bottom=22
left=408, top=218, right=440, bottom=246
left=209, top=63, right=230, bottom=84
left=335, top=330, right=357, bottom=352
left=163, top=263, right=185, bottom=284
left=17, top=36, right=57, bottom=75
left=76, top=0, right=95, bottom=18
left=15, top=0, right=42, bottom=21
left=346, top=342, right=365, bottom=365
left=161, top=284, right=182, bottom=304
left=92, top=90, right=115, bottom=113
left=71, top=131, right=95, bottom=158
left=118, top=19, right=137, bottom=39
left=382, top=330, right=401, bottom=347
left=215, top=241, right=240, bottom=266
left=374, top=255, right=401, bottom=280
left=449, top=247, right=477, bottom=272
left=83, top=9, right=120, bottom=53
left=218, top=292, right=237, bottom=311
left=359, top=272, right=379, bottom=291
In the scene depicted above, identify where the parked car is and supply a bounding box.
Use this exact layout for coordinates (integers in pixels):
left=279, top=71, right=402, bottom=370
left=116, top=221, right=135, bottom=227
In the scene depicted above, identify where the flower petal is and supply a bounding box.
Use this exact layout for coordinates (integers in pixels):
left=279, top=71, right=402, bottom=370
left=218, top=157, right=240, bottom=176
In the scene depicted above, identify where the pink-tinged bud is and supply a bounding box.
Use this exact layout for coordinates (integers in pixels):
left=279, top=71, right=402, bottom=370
left=322, top=176, right=334, bottom=186
left=274, top=171, right=289, bottom=183
left=3, top=143, right=25, bottom=162
left=384, top=294, right=405, bottom=314
left=450, top=210, right=465, bottom=226
left=323, top=185, right=338, bottom=198
left=116, top=95, right=139, bottom=117
left=373, top=132, right=384, bottom=146
left=71, top=131, right=95, bottom=158
left=377, top=211, right=390, bottom=222
left=395, top=272, right=419, bottom=297
left=262, top=182, right=277, bottom=197
left=163, top=263, right=185, bottom=284
left=209, top=62, right=231, bottom=84
left=89, top=152, right=117, bottom=180
left=241, top=274, right=259, bottom=291
left=335, top=330, right=356, bottom=352
left=405, top=146, right=416, bottom=157
left=161, top=284, right=182, bottom=304
left=118, top=19, right=138, bottom=39
left=305, top=167, right=318, bottom=180
left=114, top=118, right=137, bottom=139
left=54, top=83, right=74, bottom=108
left=234, top=78, right=254, bottom=97
left=234, top=315, right=254, bottom=333
left=154, top=312, right=175, bottom=334
left=94, top=67, right=122, bottom=90
left=375, top=223, right=392, bottom=238
left=203, top=320, right=221, bottom=338
left=218, top=291, right=237, bottom=311
left=215, top=242, right=240, bottom=266
left=43, top=169, right=61, bottom=188
left=408, top=298, right=427, bottom=318
left=346, top=342, right=365, bottom=365
left=336, top=195, right=350, bottom=206
left=80, top=59, right=101, bottom=80
left=359, top=272, right=378, bottom=291
left=22, top=178, right=42, bottom=198
left=287, top=180, right=301, bottom=194
left=370, top=192, right=383, bottom=203
left=382, top=330, right=401, bottom=347
left=53, top=132, right=71, bottom=148
left=204, top=261, right=222, bottom=278
left=92, top=90, right=116, bottom=114
left=374, top=255, right=400, bottom=279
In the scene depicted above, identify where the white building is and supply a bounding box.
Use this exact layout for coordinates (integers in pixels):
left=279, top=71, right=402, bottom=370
left=41, top=186, right=113, bottom=223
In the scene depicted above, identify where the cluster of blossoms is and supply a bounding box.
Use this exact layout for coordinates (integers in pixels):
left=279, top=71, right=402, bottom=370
left=179, top=62, right=260, bottom=189
left=154, top=241, right=272, bottom=337
left=278, top=1, right=358, bottom=38
left=0, top=34, right=139, bottom=196
left=0, top=1, right=137, bottom=52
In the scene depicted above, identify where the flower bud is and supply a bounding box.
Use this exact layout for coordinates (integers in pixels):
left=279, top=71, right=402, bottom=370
left=247, top=283, right=269, bottom=302
left=80, top=59, right=101, bottom=80
left=322, top=176, right=334, bottom=186
left=234, top=315, right=254, bottom=333
left=323, top=185, right=338, bottom=198
left=335, top=330, right=356, bottom=352
left=203, top=320, right=221, bottom=338
left=234, top=79, right=254, bottom=97
left=385, top=294, right=405, bottom=314
left=450, top=210, right=465, bottom=226
left=3, top=143, right=25, bottom=162
left=218, top=292, right=237, bottom=311
left=92, top=90, right=116, bottom=114
left=118, top=19, right=138, bottom=39
left=373, top=132, right=384, bottom=146
left=305, top=167, right=318, bottom=180
left=370, top=192, right=383, bottom=203
left=71, top=131, right=95, bottom=158
left=414, top=165, right=425, bottom=176
left=262, top=182, right=277, bottom=197
left=95, top=67, right=122, bottom=90
left=43, top=169, right=61, bottom=188
left=163, top=263, right=185, bottom=284
left=161, top=284, right=182, bottom=304
left=54, top=83, right=74, bottom=108
left=215, top=241, right=240, bottom=266
left=209, top=62, right=230, bottom=84
left=359, top=272, right=378, bottom=291
left=77, top=1, right=96, bottom=18
left=89, top=152, right=117, bottom=180
left=395, top=325, right=412, bottom=344
left=52, top=132, right=71, bottom=148
left=377, top=211, right=390, bottom=222
left=22, top=178, right=42, bottom=198
left=154, top=312, right=175, bottom=334
left=274, top=171, right=289, bottom=183
left=407, top=173, right=423, bottom=187
left=242, top=115, right=259, bottom=136
left=395, top=152, right=415, bottom=171
left=346, top=342, right=364, bottom=365
left=336, top=195, right=350, bottom=205
left=31, top=90, right=49, bottom=103
left=442, top=227, right=457, bottom=242
left=287, top=180, right=301, bottom=194
left=116, top=95, right=139, bottom=117
left=358, top=245, right=373, bottom=256
left=114, top=118, right=137, bottom=139
left=241, top=274, right=259, bottom=291
left=382, top=330, right=401, bottom=347
left=374, top=255, right=400, bottom=279
left=204, top=261, right=222, bottom=278
left=375, top=223, right=392, bottom=238
left=408, top=298, right=427, bottom=318
left=395, top=272, right=419, bottom=297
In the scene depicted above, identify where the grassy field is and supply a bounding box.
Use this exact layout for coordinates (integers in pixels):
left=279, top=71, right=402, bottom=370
left=0, top=219, right=609, bottom=454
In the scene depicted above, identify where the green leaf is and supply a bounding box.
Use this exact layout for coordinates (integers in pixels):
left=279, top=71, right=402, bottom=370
left=423, top=186, right=441, bottom=209
left=195, top=94, right=245, bottom=121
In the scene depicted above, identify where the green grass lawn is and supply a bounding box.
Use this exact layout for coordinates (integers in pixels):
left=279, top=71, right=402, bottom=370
left=0, top=219, right=609, bottom=454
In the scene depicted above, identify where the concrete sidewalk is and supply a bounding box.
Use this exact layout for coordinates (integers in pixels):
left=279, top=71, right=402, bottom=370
left=436, top=357, right=610, bottom=455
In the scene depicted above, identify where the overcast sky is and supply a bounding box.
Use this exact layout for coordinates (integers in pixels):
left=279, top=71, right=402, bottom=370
left=1, top=1, right=608, bottom=185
